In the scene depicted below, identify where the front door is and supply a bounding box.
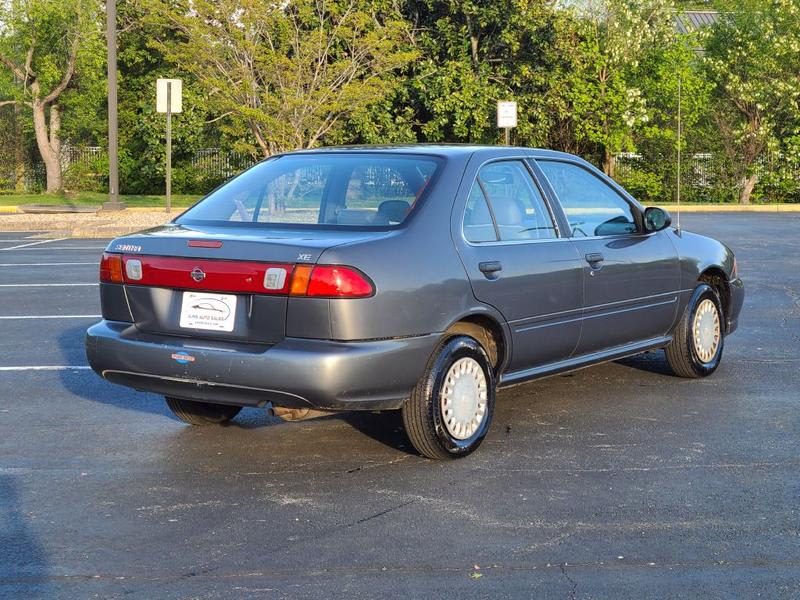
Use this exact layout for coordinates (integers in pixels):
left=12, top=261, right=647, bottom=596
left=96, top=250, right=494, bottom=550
left=454, top=158, right=584, bottom=373
left=536, top=159, right=681, bottom=355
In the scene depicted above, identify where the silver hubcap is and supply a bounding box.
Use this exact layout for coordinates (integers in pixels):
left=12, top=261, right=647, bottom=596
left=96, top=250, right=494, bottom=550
left=440, top=357, right=487, bottom=440
left=693, top=298, right=721, bottom=363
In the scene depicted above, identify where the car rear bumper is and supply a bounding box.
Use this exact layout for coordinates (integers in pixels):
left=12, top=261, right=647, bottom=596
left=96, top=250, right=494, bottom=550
left=85, top=321, right=439, bottom=410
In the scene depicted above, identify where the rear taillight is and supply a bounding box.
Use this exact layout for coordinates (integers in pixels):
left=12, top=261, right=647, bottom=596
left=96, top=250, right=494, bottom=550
left=99, top=253, right=123, bottom=283
left=306, top=266, right=373, bottom=298
left=109, top=254, right=373, bottom=298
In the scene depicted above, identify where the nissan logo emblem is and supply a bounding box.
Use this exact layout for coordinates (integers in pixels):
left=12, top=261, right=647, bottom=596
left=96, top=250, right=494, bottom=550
left=190, top=267, right=206, bottom=282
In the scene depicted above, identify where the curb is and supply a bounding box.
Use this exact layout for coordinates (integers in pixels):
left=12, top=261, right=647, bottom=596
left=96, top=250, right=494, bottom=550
left=658, top=204, right=800, bottom=212
left=0, top=206, right=187, bottom=214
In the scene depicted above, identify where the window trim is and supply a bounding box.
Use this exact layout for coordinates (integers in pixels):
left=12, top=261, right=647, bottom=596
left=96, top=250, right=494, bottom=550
left=461, top=158, right=563, bottom=246
left=535, top=158, right=646, bottom=239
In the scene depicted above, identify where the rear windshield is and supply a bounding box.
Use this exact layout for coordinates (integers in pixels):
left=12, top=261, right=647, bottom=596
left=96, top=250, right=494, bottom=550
left=176, top=153, right=441, bottom=228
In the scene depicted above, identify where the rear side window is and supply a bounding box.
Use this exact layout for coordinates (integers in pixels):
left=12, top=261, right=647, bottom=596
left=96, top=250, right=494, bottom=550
left=463, top=161, right=557, bottom=243
left=538, top=160, right=638, bottom=237
left=178, top=154, right=440, bottom=228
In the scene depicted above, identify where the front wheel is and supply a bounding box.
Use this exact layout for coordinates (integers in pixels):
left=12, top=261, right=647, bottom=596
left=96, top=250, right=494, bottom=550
left=402, top=335, right=495, bottom=459
left=165, top=397, right=242, bottom=425
left=665, top=283, right=724, bottom=378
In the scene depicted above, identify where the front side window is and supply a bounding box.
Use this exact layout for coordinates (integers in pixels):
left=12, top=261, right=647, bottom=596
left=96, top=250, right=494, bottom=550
left=463, top=161, right=558, bottom=243
left=177, top=154, right=440, bottom=228
left=537, top=160, right=638, bottom=237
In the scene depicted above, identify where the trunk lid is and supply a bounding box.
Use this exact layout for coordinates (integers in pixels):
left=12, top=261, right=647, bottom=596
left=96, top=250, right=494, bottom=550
left=108, top=223, right=381, bottom=343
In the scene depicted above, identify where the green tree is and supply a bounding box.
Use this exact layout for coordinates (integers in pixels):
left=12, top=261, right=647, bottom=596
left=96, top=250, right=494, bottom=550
left=703, top=0, right=800, bottom=203
left=549, top=0, right=675, bottom=176
left=144, top=0, right=416, bottom=157
left=626, top=29, right=714, bottom=201
left=114, top=0, right=233, bottom=194
left=0, top=0, right=103, bottom=192
left=401, top=0, right=559, bottom=146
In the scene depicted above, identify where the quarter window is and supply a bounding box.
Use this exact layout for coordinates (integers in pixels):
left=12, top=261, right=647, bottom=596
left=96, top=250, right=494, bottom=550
left=463, top=161, right=558, bottom=243
left=537, top=160, right=638, bottom=237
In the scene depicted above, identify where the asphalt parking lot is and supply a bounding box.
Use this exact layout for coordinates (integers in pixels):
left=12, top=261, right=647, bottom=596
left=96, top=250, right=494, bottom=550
left=1, top=213, right=798, bottom=599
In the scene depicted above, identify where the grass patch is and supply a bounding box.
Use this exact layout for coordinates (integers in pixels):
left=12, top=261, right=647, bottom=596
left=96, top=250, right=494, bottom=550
left=0, top=192, right=202, bottom=208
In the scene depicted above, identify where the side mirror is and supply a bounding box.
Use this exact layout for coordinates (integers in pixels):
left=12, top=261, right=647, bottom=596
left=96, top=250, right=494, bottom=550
left=644, top=207, right=672, bottom=232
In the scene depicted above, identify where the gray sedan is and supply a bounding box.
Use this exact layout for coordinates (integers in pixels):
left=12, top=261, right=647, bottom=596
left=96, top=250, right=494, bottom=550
left=86, top=145, right=744, bottom=459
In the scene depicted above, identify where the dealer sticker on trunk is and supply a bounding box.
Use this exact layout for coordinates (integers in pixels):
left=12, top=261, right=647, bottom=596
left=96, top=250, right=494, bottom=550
left=179, top=291, right=237, bottom=332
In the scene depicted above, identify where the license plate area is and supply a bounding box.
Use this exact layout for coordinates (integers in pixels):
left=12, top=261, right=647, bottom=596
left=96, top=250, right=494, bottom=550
left=179, top=291, right=237, bottom=332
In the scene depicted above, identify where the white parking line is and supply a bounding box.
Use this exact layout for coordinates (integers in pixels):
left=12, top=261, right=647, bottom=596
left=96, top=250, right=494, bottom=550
left=0, top=283, right=97, bottom=287
left=0, top=238, right=67, bottom=251
left=0, top=262, right=97, bottom=266
left=0, top=315, right=100, bottom=319
left=0, top=366, right=92, bottom=371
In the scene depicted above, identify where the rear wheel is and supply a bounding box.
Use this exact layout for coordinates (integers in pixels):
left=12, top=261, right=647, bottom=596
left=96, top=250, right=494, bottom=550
left=401, top=335, right=495, bottom=459
left=165, top=397, right=242, bottom=425
left=665, top=283, right=724, bottom=378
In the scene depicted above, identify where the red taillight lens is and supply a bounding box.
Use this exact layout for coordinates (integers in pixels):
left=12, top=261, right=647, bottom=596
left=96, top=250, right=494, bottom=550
left=303, top=265, right=374, bottom=298
left=99, top=253, right=123, bottom=283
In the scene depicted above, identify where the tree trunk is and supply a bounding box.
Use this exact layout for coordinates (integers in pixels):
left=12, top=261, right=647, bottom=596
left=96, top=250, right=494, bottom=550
left=465, top=15, right=479, bottom=70
left=603, top=148, right=616, bottom=178
left=739, top=173, right=758, bottom=205
left=31, top=101, right=62, bottom=193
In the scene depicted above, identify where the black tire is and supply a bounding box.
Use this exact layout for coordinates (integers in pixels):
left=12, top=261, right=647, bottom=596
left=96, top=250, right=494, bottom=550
left=665, top=283, right=725, bottom=378
left=401, top=335, right=496, bottom=459
left=164, top=397, right=242, bottom=425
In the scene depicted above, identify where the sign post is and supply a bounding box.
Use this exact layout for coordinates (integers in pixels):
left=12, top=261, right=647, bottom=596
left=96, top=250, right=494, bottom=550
left=496, top=101, right=518, bottom=146
left=102, top=0, right=125, bottom=211
left=156, top=78, right=182, bottom=213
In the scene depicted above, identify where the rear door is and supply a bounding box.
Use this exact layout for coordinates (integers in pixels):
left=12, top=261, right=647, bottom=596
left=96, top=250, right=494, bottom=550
left=453, top=157, right=584, bottom=373
left=536, top=159, right=680, bottom=355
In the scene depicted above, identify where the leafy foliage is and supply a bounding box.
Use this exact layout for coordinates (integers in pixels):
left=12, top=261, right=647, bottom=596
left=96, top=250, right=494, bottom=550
left=0, top=0, right=797, bottom=202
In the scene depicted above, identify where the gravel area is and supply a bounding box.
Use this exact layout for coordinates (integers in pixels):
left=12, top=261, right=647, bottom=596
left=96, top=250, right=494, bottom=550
left=0, top=210, right=175, bottom=237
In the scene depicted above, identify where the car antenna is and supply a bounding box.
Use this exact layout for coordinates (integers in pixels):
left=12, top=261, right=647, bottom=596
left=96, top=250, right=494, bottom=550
left=676, top=74, right=682, bottom=233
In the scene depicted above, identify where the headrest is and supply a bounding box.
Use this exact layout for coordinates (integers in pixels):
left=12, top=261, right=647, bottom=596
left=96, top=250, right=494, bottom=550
left=377, top=200, right=411, bottom=223
left=490, top=195, right=523, bottom=226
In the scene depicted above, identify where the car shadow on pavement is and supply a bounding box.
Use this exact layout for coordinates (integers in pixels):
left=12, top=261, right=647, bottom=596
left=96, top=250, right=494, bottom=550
left=58, top=324, right=170, bottom=418
left=614, top=349, right=675, bottom=376
left=0, top=475, right=50, bottom=594
left=59, top=324, right=418, bottom=453
left=338, top=410, right=416, bottom=456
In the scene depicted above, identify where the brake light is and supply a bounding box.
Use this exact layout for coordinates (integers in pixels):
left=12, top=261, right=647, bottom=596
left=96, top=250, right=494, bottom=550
left=187, top=240, right=223, bottom=248
left=99, top=253, right=123, bottom=283
left=303, top=265, right=374, bottom=298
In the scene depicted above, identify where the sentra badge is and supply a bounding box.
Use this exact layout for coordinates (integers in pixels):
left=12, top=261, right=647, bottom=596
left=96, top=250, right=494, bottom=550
left=114, top=243, right=142, bottom=252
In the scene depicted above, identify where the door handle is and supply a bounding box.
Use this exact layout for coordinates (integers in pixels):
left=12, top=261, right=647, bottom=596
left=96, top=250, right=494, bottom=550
left=585, top=252, right=604, bottom=265
left=585, top=253, right=604, bottom=275
left=478, top=261, right=502, bottom=277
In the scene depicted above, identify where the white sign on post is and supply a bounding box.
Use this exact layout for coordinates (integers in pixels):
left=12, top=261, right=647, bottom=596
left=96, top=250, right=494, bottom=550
left=497, top=101, right=517, bottom=128
left=156, top=78, right=182, bottom=113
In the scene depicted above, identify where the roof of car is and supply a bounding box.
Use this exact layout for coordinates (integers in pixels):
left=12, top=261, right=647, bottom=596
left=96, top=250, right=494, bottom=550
left=289, top=144, right=582, bottom=161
